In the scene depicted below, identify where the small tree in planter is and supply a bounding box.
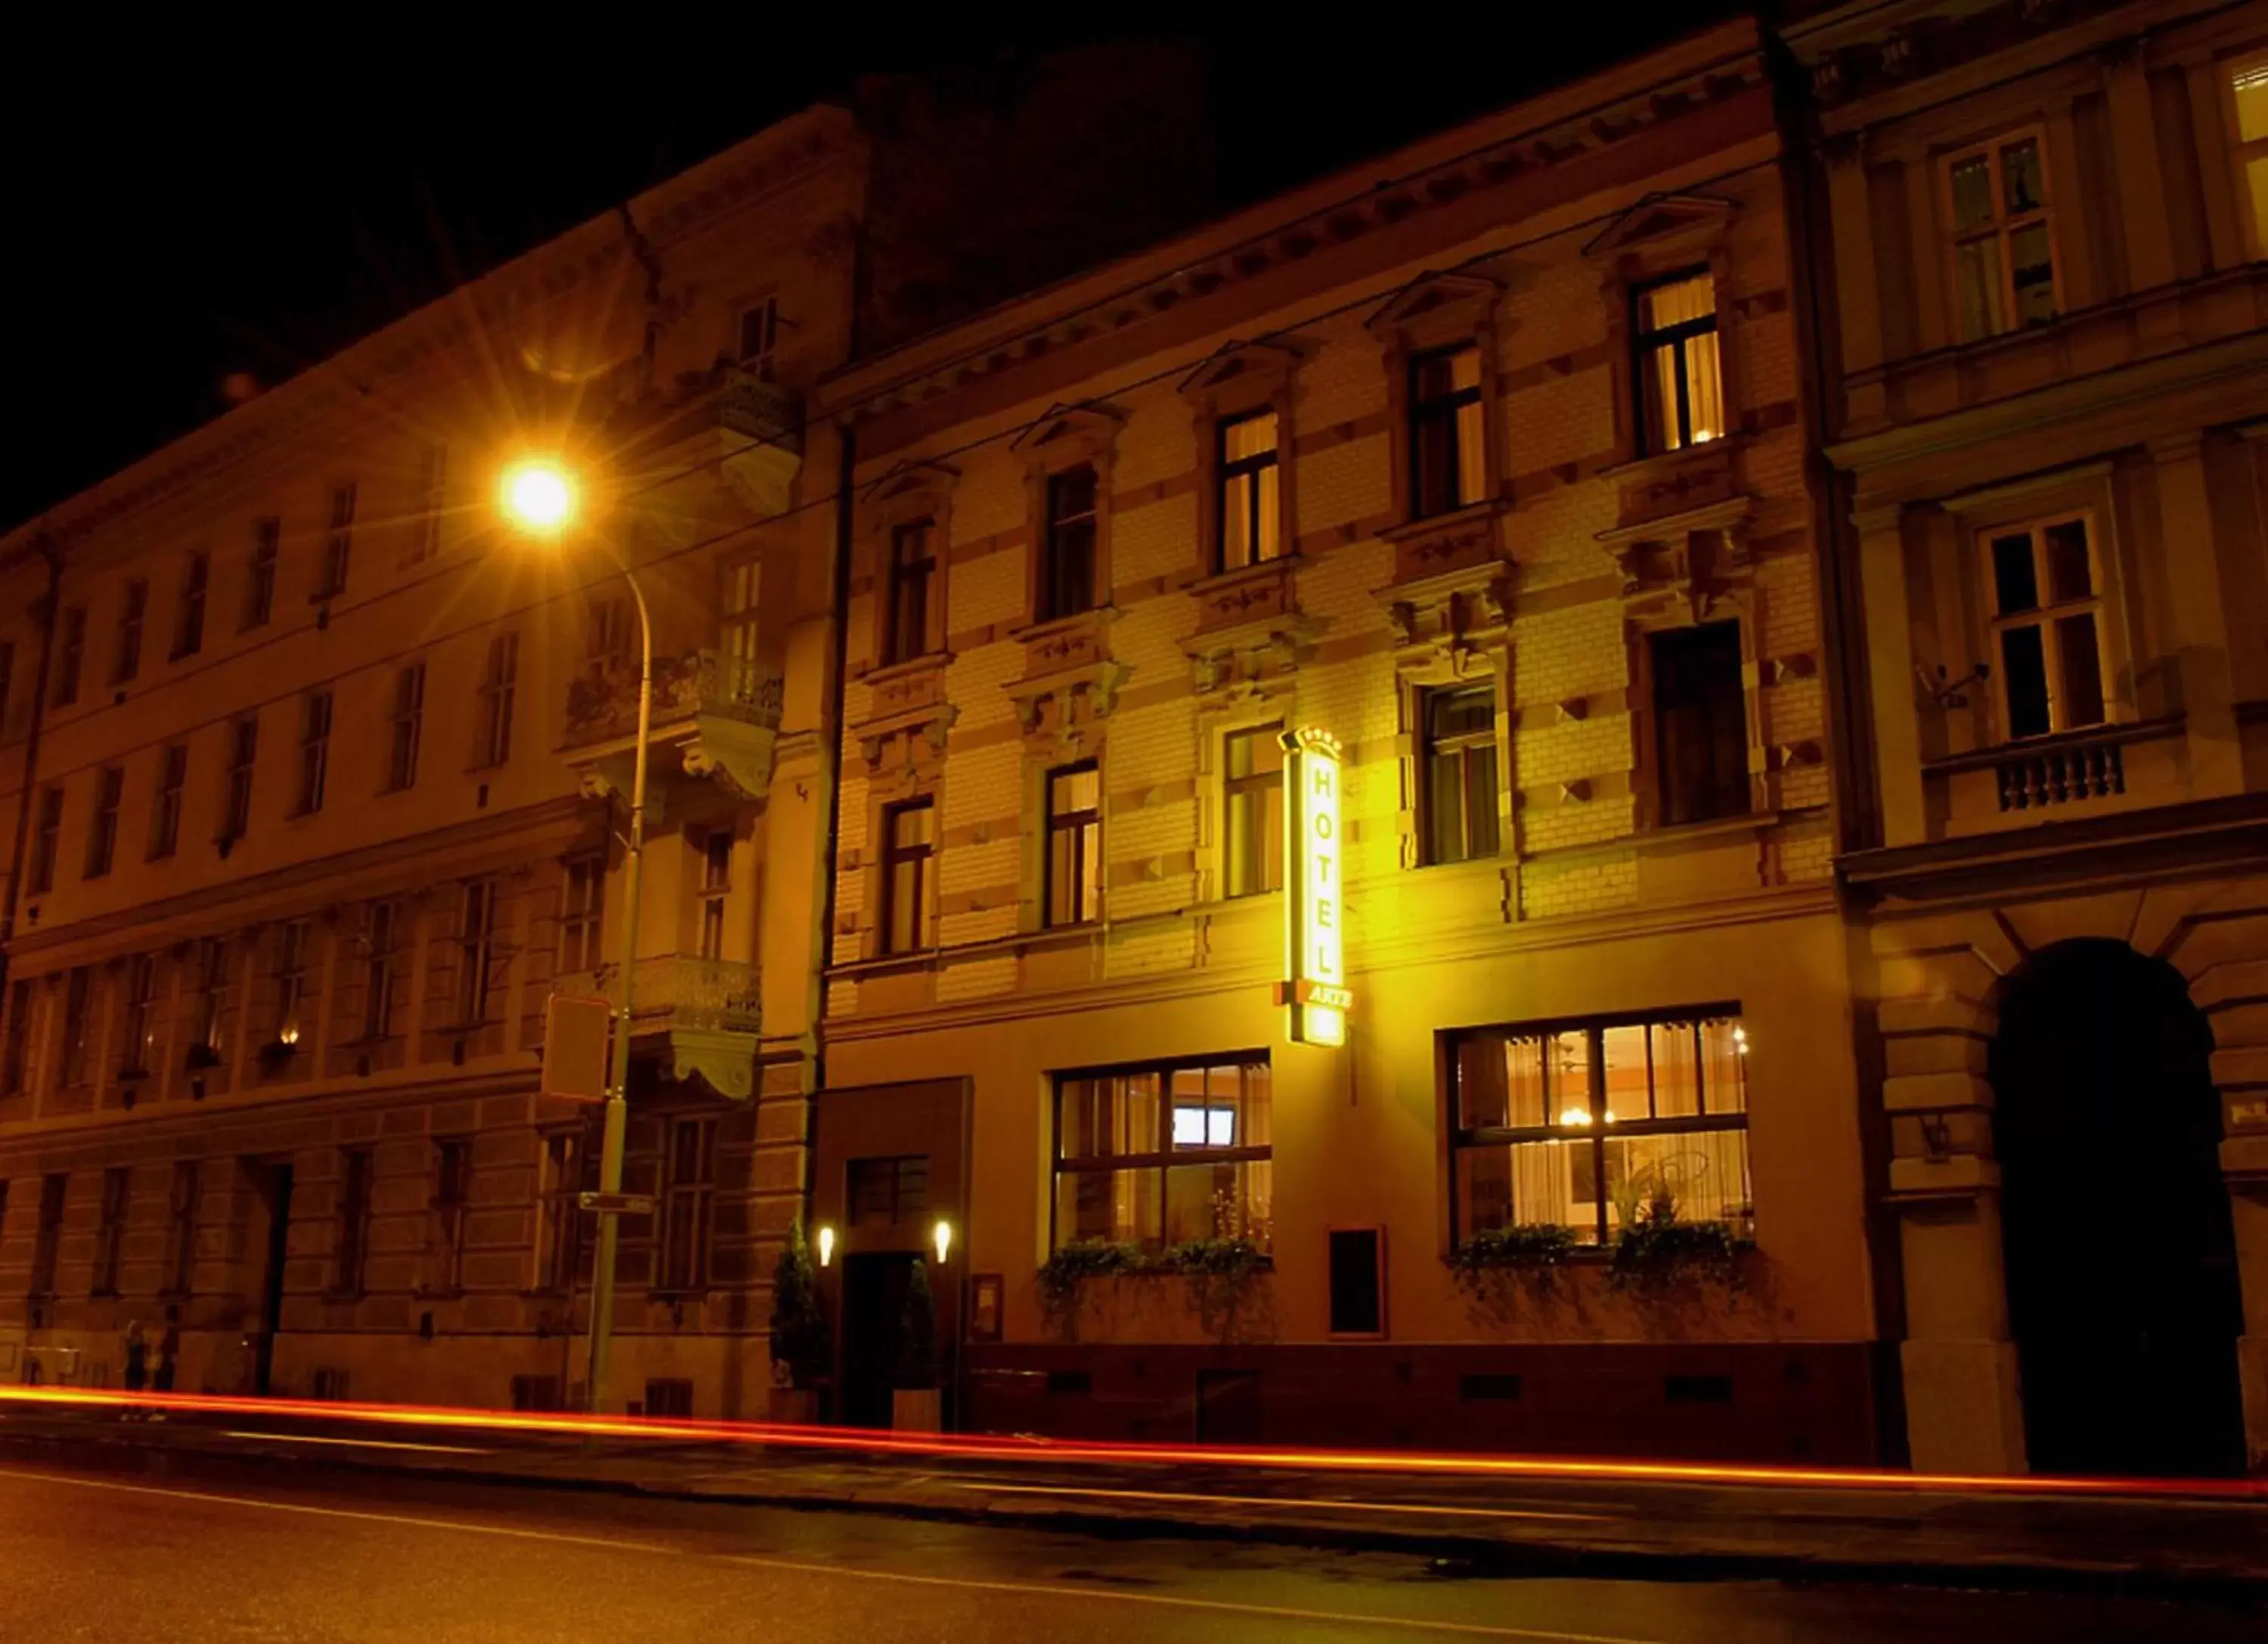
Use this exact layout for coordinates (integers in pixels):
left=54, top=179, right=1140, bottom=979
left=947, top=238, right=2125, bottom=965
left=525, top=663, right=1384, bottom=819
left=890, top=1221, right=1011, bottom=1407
left=892, top=1257, right=940, bottom=1432
left=767, top=1217, right=829, bottom=1422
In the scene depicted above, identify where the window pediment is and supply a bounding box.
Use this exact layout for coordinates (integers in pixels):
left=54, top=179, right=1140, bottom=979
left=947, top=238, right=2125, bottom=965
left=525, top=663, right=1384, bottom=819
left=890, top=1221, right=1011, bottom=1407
left=1582, top=193, right=1736, bottom=263
left=1012, top=401, right=1126, bottom=467
left=1177, top=339, right=1306, bottom=411
left=1366, top=270, right=1503, bottom=343
left=861, top=458, right=958, bottom=524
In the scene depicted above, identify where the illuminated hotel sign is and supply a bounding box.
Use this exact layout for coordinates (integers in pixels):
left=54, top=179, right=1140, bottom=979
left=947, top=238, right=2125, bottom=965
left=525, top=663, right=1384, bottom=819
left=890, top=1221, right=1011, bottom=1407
left=1280, top=726, right=1351, bottom=1047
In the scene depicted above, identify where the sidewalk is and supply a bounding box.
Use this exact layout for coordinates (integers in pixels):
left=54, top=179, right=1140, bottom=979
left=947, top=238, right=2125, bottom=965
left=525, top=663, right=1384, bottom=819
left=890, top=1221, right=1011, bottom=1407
left=3, top=1401, right=2263, bottom=1597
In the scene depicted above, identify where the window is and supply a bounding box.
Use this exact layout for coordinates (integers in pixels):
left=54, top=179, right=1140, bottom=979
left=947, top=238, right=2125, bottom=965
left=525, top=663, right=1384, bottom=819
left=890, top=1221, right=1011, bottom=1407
left=385, top=663, right=424, bottom=792
left=52, top=606, right=84, bottom=707
left=1988, top=514, right=2108, bottom=740
left=3, top=980, right=33, bottom=1095
left=454, top=879, right=500, bottom=1026
left=698, top=833, right=732, bottom=961
left=191, top=936, right=229, bottom=1061
left=30, top=1174, right=67, bottom=1296
left=535, top=1128, right=587, bottom=1293
left=1448, top=1009, right=1753, bottom=1245
left=430, top=1139, right=470, bottom=1292
left=2231, top=57, right=2268, bottom=258
left=587, top=596, right=631, bottom=663
left=658, top=1116, right=717, bottom=1292
left=29, top=786, right=61, bottom=894
left=92, top=1167, right=129, bottom=1295
left=1222, top=725, right=1284, bottom=898
left=870, top=798, right=936, bottom=955
left=1038, top=464, right=1098, bottom=622
left=318, top=481, right=355, bottom=599
left=643, top=1378, right=695, bottom=1418
left=473, top=633, right=517, bottom=767
left=360, top=901, right=400, bottom=1041
left=58, top=966, right=91, bottom=1087
left=271, top=920, right=311, bottom=1047
left=85, top=766, right=122, bottom=879
left=150, top=743, right=187, bottom=861
left=883, top=519, right=939, bottom=665
left=848, top=1155, right=929, bottom=1226
left=222, top=715, right=257, bottom=841
left=163, top=1161, right=200, bottom=1296
left=1421, top=684, right=1501, bottom=865
left=1052, top=1055, right=1273, bottom=1252
left=1946, top=132, right=2057, bottom=340
left=336, top=1148, right=372, bottom=1296
left=1043, top=762, right=1101, bottom=927
left=1217, top=410, right=1281, bottom=570
left=1408, top=346, right=1486, bottom=519
left=294, top=690, right=333, bottom=814
left=737, top=296, right=779, bottom=380
left=111, top=579, right=147, bottom=685
left=119, top=954, right=158, bottom=1075
left=1633, top=269, right=1724, bottom=454
left=719, top=557, right=763, bottom=707
left=559, top=859, right=605, bottom=973
left=173, top=552, right=209, bottom=659
left=412, top=445, right=448, bottom=563
left=1651, top=622, right=1750, bottom=826
left=243, top=518, right=279, bottom=630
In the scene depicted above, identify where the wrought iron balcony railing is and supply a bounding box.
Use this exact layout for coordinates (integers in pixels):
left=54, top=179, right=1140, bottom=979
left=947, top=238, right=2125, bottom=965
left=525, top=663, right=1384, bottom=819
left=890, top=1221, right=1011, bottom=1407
left=562, top=647, right=783, bottom=751
left=556, top=955, right=761, bottom=1035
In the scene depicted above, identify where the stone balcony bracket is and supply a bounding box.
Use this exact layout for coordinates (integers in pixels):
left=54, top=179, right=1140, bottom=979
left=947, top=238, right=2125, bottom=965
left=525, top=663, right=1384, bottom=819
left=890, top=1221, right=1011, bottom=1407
left=562, top=648, right=785, bottom=812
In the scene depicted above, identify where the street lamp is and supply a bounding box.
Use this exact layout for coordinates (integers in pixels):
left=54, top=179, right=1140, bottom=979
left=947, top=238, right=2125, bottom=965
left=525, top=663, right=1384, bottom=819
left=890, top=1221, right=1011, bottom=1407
left=500, top=454, right=646, bottom=1416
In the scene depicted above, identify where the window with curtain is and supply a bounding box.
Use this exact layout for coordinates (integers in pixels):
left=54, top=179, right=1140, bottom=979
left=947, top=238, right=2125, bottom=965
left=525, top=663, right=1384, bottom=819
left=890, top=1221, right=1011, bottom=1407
left=295, top=690, right=333, bottom=815
left=1043, top=762, right=1101, bottom=926
left=29, top=786, right=61, bottom=894
left=1038, top=464, right=1098, bottom=621
left=222, top=715, right=258, bottom=841
left=1650, top=622, right=1750, bottom=826
left=53, top=606, right=85, bottom=707
left=318, top=481, right=356, bottom=599
left=150, top=744, right=187, bottom=861
left=558, top=859, right=605, bottom=974
left=1222, top=724, right=1284, bottom=898
left=119, top=954, right=158, bottom=1075
left=1944, top=132, right=2057, bottom=340
left=473, top=634, right=518, bottom=768
left=386, top=663, right=425, bottom=792
left=2230, top=57, right=2268, bottom=257
left=1421, top=684, right=1500, bottom=865
left=1448, top=1010, right=1752, bottom=1245
left=1987, top=513, right=2108, bottom=740
left=112, top=579, right=147, bottom=685
left=1408, top=346, right=1486, bottom=518
left=1633, top=269, right=1724, bottom=453
left=880, top=798, right=935, bottom=954
left=1216, top=410, right=1281, bottom=570
left=1053, top=1055, right=1272, bottom=1252
left=173, top=552, right=208, bottom=660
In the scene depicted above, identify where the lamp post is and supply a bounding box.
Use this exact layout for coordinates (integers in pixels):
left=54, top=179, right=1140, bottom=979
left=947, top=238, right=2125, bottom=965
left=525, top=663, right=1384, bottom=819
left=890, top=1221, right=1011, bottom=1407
left=500, top=457, right=648, bottom=1416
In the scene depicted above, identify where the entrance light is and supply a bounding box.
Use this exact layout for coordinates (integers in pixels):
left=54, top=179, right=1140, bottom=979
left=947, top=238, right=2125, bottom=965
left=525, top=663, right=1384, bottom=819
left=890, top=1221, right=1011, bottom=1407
left=932, top=1219, right=953, bottom=1266
left=816, top=1225, right=835, bottom=1270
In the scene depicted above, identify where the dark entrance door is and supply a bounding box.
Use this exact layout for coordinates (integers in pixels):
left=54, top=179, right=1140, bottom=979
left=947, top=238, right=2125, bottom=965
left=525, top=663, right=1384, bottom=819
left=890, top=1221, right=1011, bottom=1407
left=841, top=1252, right=916, bottom=1431
left=1990, top=939, right=2245, bottom=1475
left=247, top=1162, right=293, bottom=1397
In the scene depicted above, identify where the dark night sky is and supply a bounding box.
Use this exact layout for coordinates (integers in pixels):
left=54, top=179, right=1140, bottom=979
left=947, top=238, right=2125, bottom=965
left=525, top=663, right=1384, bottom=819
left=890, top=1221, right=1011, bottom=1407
left=2, top=10, right=1741, bottom=533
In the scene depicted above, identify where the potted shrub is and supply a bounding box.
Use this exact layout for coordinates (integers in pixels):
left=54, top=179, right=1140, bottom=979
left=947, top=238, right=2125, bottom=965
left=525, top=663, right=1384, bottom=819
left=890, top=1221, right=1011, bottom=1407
left=766, top=1217, right=830, bottom=1422
left=891, top=1257, right=940, bottom=1432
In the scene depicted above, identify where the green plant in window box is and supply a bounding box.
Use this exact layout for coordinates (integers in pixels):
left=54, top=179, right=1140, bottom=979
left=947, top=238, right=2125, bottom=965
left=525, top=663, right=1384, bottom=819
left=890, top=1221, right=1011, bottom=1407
left=1163, top=1235, right=1271, bottom=1344
left=1605, top=1214, right=1751, bottom=1296
left=1036, top=1240, right=1142, bottom=1340
left=1445, top=1223, right=1578, bottom=1323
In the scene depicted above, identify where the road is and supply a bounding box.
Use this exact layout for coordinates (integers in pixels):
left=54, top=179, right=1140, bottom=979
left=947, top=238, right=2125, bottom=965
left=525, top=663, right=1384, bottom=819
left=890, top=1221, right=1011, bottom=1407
left=0, top=1455, right=2258, bottom=1642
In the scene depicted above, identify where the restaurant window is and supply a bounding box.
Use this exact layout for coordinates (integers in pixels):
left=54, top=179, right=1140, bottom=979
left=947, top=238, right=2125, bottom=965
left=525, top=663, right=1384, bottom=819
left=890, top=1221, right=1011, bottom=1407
left=1988, top=514, right=2108, bottom=741
left=150, top=743, right=187, bottom=861
left=1052, top=1055, right=1273, bottom=1252
left=1650, top=622, right=1750, bottom=826
left=92, top=1167, right=129, bottom=1296
left=430, top=1139, right=470, bottom=1292
left=1217, top=410, right=1281, bottom=571
left=360, top=901, right=400, bottom=1041
left=698, top=833, right=731, bottom=962
left=454, top=879, right=500, bottom=1026
left=52, top=606, right=84, bottom=707
left=658, top=1116, right=717, bottom=1292
left=30, top=1174, right=67, bottom=1297
left=163, top=1161, right=200, bottom=1296
left=535, top=1128, right=587, bottom=1293
left=386, top=663, right=424, bottom=792
left=3, top=980, right=33, bottom=1095
left=559, top=858, right=605, bottom=974
left=1945, top=131, right=2058, bottom=340
left=1408, top=345, right=1486, bottom=519
left=473, top=633, right=517, bottom=768
left=1037, top=464, right=1098, bottom=622
left=1448, top=1009, right=1752, bottom=1245
left=294, top=689, right=333, bottom=815
left=1633, top=269, right=1724, bottom=454
left=84, top=765, right=122, bottom=879
left=173, top=551, right=208, bottom=660
left=1421, top=684, right=1500, bottom=865
left=848, top=1155, right=930, bottom=1226
left=336, top=1148, right=372, bottom=1296
left=737, top=296, right=779, bottom=380
left=222, top=715, right=258, bottom=842
left=1043, top=762, right=1101, bottom=927
left=191, top=936, right=230, bottom=1060
left=58, top=967, right=92, bottom=1088
left=318, top=481, right=356, bottom=599
left=883, top=519, right=939, bottom=665
left=1222, top=725, right=1284, bottom=898
left=412, top=445, right=448, bottom=563
left=111, top=579, right=147, bottom=685
left=29, top=786, right=62, bottom=895
left=119, top=954, right=158, bottom=1075
left=243, top=518, right=279, bottom=630
left=879, top=799, right=934, bottom=954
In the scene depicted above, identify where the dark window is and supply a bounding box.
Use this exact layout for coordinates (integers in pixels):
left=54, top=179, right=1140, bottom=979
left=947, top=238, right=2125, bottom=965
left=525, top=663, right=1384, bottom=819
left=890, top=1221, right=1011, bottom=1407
left=643, top=1378, right=696, bottom=1418
left=1408, top=346, right=1485, bottom=519
left=92, top=1167, right=129, bottom=1295
left=1217, top=410, right=1281, bottom=570
left=1327, top=1227, right=1383, bottom=1336
left=658, top=1117, right=717, bottom=1292
left=847, top=1155, right=931, bottom=1226
left=1651, top=622, right=1749, bottom=826
left=361, top=901, right=400, bottom=1041
left=52, top=606, right=85, bottom=707
left=430, top=1139, right=470, bottom=1292
left=884, top=519, right=938, bottom=665
left=84, top=765, right=122, bottom=879
left=1633, top=269, right=1724, bottom=454
left=586, top=596, right=631, bottom=663
left=454, top=879, right=500, bottom=1026
left=222, top=715, right=258, bottom=842
left=2, top=980, right=33, bottom=1095
left=294, top=690, right=332, bottom=815
left=1989, top=516, right=2105, bottom=740
left=698, top=833, right=731, bottom=962
left=150, top=743, right=187, bottom=860
left=413, top=445, right=448, bottom=563
left=29, top=786, right=62, bottom=895
left=1043, top=762, right=1101, bottom=927
left=386, top=663, right=424, bottom=792
left=1421, top=685, right=1500, bottom=865
left=1052, top=1054, right=1272, bottom=1252
left=510, top=1374, right=562, bottom=1412
left=1947, top=134, right=2058, bottom=341
left=119, top=954, right=158, bottom=1075
left=191, top=937, right=229, bottom=1060
left=1448, top=1009, right=1753, bottom=1245
left=163, top=1161, right=200, bottom=1296
left=173, top=552, right=209, bottom=659
left=1222, top=725, right=1284, bottom=898
left=1038, top=464, right=1098, bottom=622
left=737, top=296, right=779, bottom=379
left=880, top=799, right=934, bottom=954
left=318, top=482, right=355, bottom=599
left=474, top=634, right=517, bottom=767
left=30, top=1174, right=66, bottom=1296
left=536, top=1128, right=586, bottom=1293
left=243, top=519, right=279, bottom=630
left=559, top=859, right=605, bottom=974
left=58, top=967, right=92, bottom=1087
left=336, top=1148, right=372, bottom=1295
left=111, top=579, right=147, bottom=685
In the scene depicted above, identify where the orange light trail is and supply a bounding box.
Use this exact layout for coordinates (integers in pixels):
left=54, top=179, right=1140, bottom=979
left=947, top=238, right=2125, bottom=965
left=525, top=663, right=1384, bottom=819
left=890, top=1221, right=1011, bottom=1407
left=2, top=1384, right=2262, bottom=1503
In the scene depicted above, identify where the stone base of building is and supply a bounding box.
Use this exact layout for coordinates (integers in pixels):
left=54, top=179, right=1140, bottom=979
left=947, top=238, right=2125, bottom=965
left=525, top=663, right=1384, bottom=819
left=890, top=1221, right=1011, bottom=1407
left=962, top=1341, right=1882, bottom=1464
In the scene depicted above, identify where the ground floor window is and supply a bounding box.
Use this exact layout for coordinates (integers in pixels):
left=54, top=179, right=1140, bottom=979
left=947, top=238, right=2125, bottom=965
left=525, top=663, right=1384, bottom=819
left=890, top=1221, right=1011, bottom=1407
left=1052, top=1053, right=1272, bottom=1252
left=1448, top=1007, right=1752, bottom=1245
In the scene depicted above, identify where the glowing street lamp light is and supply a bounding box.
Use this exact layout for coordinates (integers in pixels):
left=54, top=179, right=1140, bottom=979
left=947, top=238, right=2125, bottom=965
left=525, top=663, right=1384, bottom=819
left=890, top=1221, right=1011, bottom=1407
left=499, top=458, right=578, bottom=534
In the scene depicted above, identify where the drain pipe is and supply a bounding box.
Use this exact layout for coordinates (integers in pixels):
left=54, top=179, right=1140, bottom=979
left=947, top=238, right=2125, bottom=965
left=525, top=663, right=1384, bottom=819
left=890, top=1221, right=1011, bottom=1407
left=0, top=535, right=63, bottom=1001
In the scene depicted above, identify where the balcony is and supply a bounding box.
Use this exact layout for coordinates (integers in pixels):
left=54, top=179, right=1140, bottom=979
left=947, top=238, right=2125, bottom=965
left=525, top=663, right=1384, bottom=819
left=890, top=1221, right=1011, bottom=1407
left=562, top=647, right=783, bottom=806
left=610, top=364, right=804, bottom=516
left=1923, top=717, right=2184, bottom=836
left=556, top=955, right=760, bottom=1100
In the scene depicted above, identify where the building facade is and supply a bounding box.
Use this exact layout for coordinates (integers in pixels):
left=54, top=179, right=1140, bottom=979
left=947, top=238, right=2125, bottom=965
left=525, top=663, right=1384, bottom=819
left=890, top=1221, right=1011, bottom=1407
left=811, top=20, right=1888, bottom=1461
left=1789, top=0, right=2268, bottom=1475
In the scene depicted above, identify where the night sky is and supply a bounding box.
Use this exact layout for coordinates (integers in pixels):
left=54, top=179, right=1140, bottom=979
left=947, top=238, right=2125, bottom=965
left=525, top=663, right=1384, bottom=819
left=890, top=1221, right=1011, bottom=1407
left=4, top=10, right=1740, bottom=533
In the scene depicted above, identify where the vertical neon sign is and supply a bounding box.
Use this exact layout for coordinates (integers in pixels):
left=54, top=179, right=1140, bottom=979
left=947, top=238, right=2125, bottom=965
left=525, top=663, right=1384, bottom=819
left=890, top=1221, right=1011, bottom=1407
left=1281, top=726, right=1350, bottom=1047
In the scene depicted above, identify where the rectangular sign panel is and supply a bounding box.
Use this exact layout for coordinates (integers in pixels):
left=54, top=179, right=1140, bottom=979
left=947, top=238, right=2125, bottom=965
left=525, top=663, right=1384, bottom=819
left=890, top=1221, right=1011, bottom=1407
left=1281, top=726, right=1349, bottom=1047
left=541, top=994, right=612, bottom=1102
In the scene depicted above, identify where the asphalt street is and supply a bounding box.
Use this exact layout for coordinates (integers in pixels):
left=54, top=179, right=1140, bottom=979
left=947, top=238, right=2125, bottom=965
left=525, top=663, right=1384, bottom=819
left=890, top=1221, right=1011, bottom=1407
left=0, top=1454, right=2259, bottom=1642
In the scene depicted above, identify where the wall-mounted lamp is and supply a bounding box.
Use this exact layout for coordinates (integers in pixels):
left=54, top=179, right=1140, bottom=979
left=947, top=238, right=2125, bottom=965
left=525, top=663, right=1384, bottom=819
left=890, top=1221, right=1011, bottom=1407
left=816, top=1224, right=835, bottom=1270
left=932, top=1219, right=953, bottom=1266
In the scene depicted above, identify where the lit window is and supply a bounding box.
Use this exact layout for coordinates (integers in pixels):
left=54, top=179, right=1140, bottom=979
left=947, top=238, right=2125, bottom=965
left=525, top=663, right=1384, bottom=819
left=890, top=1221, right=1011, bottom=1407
left=880, top=799, right=935, bottom=954
left=1633, top=270, right=1724, bottom=453
left=1044, top=762, right=1101, bottom=927
left=2232, top=59, right=2268, bottom=258
left=1217, top=411, right=1281, bottom=570
left=1988, top=514, right=2108, bottom=740
left=737, top=296, right=779, bottom=380
left=1053, top=1056, right=1272, bottom=1252
left=1944, top=132, right=2057, bottom=340
left=1408, top=346, right=1486, bottom=518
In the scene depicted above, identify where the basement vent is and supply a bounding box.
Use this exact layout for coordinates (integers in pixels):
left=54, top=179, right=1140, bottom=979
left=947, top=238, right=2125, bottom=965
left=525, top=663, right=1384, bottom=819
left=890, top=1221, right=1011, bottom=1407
left=1459, top=1373, right=1523, bottom=1401
left=1665, top=1374, right=1734, bottom=1406
left=510, top=1375, right=562, bottom=1412
left=643, top=1378, right=694, bottom=1418
left=311, top=1367, right=351, bottom=1401
left=1046, top=1369, right=1092, bottom=1397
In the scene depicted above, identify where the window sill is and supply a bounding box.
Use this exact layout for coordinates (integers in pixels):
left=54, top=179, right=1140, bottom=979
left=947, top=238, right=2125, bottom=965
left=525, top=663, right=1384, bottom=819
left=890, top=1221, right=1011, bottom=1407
left=858, top=650, right=956, bottom=687
left=1593, top=430, right=1746, bottom=487
left=1378, top=496, right=1507, bottom=545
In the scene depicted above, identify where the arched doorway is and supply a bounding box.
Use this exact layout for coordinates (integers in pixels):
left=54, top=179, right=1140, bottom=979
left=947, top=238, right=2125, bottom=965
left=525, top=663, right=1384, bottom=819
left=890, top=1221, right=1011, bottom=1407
left=1989, top=938, right=2246, bottom=1475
